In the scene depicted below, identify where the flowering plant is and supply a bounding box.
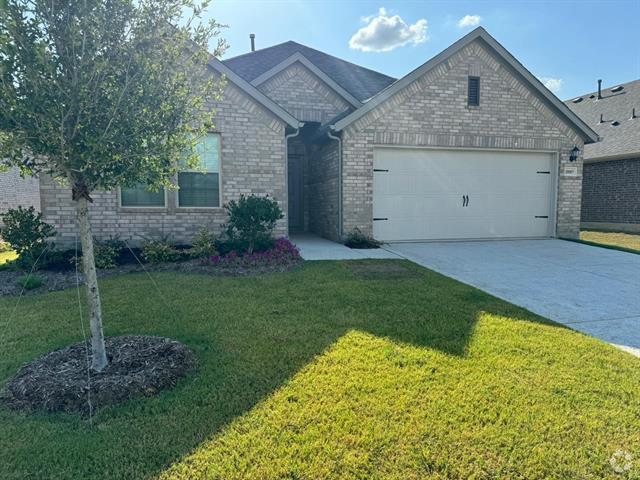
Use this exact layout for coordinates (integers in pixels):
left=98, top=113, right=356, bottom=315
left=203, top=238, right=300, bottom=268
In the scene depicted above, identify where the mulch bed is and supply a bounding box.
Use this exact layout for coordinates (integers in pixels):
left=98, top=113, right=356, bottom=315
left=0, top=258, right=303, bottom=297
left=0, top=335, right=196, bottom=415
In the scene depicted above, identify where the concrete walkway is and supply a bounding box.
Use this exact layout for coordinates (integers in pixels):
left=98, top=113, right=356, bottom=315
left=292, top=234, right=399, bottom=261
left=387, top=239, right=640, bottom=356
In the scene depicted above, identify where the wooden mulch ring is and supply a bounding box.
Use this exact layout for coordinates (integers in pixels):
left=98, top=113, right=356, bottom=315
left=0, top=335, right=196, bottom=415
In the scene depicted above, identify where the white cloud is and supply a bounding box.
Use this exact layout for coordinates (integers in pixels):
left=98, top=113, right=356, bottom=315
left=540, top=77, right=563, bottom=94
left=457, top=15, right=481, bottom=28
left=349, top=7, right=428, bottom=53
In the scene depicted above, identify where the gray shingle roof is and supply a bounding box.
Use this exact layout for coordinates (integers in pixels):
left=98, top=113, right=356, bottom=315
left=222, top=41, right=396, bottom=103
left=564, top=79, right=640, bottom=160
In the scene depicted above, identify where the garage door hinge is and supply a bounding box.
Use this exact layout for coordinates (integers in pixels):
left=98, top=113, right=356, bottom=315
left=373, top=169, right=389, bottom=172
left=536, top=171, right=551, bottom=174
left=373, top=217, right=388, bottom=221
left=535, top=215, right=549, bottom=218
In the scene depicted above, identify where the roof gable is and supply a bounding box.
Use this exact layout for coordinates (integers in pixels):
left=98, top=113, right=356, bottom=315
left=251, top=53, right=362, bottom=108
left=223, top=41, right=396, bottom=103
left=332, top=27, right=599, bottom=144
left=207, top=56, right=301, bottom=129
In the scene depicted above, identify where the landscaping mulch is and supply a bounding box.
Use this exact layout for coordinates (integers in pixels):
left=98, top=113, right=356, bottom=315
left=0, top=258, right=303, bottom=297
left=0, top=335, right=196, bottom=415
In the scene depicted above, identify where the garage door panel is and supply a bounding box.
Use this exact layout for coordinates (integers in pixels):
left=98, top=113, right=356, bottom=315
left=373, top=148, right=555, bottom=241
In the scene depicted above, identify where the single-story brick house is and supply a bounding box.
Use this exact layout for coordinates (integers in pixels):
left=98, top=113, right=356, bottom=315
left=565, top=79, right=640, bottom=233
left=36, top=27, right=598, bottom=247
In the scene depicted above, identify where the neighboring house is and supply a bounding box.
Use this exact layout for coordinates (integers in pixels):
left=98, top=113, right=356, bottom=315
left=0, top=167, right=40, bottom=227
left=37, top=27, right=598, bottom=247
left=565, top=79, right=640, bottom=233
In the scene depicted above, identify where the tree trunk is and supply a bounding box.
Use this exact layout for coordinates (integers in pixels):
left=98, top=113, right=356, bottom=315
left=75, top=196, right=108, bottom=372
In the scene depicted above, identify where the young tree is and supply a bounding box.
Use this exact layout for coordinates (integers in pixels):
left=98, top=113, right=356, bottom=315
left=0, top=0, right=226, bottom=371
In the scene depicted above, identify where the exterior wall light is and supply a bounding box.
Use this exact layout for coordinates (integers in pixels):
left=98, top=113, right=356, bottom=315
left=569, top=146, right=580, bottom=162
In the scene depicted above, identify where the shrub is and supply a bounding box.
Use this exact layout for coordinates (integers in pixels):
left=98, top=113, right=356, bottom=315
left=94, top=238, right=125, bottom=269
left=18, top=274, right=44, bottom=290
left=344, top=228, right=382, bottom=249
left=0, top=206, right=56, bottom=269
left=204, top=238, right=300, bottom=269
left=0, top=238, right=13, bottom=253
left=222, top=195, right=283, bottom=254
left=142, top=238, right=180, bottom=264
left=189, top=228, right=217, bottom=259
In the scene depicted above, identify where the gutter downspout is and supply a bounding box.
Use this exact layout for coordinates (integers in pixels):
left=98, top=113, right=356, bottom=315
left=327, top=128, right=343, bottom=239
left=285, top=123, right=304, bottom=238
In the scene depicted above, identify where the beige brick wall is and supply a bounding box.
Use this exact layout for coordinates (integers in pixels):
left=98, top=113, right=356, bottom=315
left=0, top=167, right=40, bottom=226
left=341, top=41, right=585, bottom=240
left=40, top=82, right=289, bottom=248
left=258, top=63, right=352, bottom=123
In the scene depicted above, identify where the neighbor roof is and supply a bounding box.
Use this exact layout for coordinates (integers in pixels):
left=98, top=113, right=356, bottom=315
left=223, top=41, right=396, bottom=103
left=331, top=27, right=599, bottom=145
left=565, top=79, right=640, bottom=161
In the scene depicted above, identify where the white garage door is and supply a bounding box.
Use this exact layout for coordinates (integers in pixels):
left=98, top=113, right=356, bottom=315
left=373, top=148, right=556, bottom=241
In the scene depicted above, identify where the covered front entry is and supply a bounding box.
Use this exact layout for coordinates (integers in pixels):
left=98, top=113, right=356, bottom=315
left=373, top=147, right=557, bottom=242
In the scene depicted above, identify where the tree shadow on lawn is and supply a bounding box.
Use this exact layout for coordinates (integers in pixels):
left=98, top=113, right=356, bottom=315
left=0, top=259, right=576, bottom=480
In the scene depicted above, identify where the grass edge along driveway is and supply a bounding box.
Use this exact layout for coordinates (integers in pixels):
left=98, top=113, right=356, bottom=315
left=1, top=260, right=639, bottom=480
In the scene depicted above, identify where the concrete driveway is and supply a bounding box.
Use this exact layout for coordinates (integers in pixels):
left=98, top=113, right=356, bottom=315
left=386, top=239, right=640, bottom=356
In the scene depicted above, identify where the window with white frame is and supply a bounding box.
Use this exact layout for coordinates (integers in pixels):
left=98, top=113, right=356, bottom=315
left=120, top=185, right=165, bottom=207
left=178, top=133, right=221, bottom=208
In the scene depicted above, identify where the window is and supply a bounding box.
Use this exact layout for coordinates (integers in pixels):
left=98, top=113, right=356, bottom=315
left=120, top=185, right=165, bottom=207
left=178, top=133, right=220, bottom=208
left=468, top=76, right=480, bottom=106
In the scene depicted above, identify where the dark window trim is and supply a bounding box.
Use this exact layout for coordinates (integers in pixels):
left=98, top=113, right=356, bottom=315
left=468, top=76, right=480, bottom=106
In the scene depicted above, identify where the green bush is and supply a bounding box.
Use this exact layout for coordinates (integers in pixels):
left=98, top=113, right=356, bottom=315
left=17, top=274, right=44, bottom=290
left=222, top=195, right=283, bottom=254
left=0, top=238, right=13, bottom=253
left=189, top=228, right=217, bottom=259
left=94, top=238, right=125, bottom=269
left=0, top=206, right=56, bottom=269
left=142, top=238, right=180, bottom=264
left=344, top=228, right=382, bottom=249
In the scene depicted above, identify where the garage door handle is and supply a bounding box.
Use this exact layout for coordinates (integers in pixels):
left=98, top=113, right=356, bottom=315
left=373, top=217, right=388, bottom=221
left=373, top=169, right=389, bottom=172
left=535, top=215, right=549, bottom=218
left=462, top=195, right=469, bottom=207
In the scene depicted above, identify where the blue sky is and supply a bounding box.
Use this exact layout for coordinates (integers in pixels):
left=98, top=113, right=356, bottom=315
left=206, top=0, right=640, bottom=100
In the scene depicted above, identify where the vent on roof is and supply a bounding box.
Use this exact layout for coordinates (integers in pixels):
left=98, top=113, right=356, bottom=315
left=572, top=97, right=583, bottom=103
left=611, top=121, right=620, bottom=126
left=589, top=94, right=596, bottom=99
left=611, top=85, right=624, bottom=93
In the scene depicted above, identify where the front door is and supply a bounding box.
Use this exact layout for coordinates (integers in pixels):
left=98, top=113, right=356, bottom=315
left=288, top=152, right=304, bottom=232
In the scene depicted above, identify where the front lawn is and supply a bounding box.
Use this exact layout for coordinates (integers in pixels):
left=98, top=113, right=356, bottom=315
left=0, top=250, right=17, bottom=265
left=580, top=230, right=640, bottom=254
left=1, top=261, right=639, bottom=479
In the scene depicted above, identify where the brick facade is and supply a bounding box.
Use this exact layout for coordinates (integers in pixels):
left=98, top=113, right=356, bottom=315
left=258, top=63, right=352, bottom=123
left=340, top=41, right=585, bottom=239
left=41, top=81, right=288, bottom=247
left=308, top=139, right=340, bottom=240
left=0, top=167, right=40, bottom=226
left=581, top=158, right=640, bottom=232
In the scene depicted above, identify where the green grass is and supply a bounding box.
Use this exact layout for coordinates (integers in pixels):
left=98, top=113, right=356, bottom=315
left=1, top=261, right=639, bottom=479
left=0, top=250, right=17, bottom=265
left=579, top=230, right=640, bottom=254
